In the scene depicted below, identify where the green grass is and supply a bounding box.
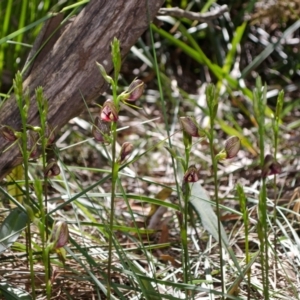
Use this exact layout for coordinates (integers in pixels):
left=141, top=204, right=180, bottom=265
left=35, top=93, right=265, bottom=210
left=0, top=0, right=89, bottom=94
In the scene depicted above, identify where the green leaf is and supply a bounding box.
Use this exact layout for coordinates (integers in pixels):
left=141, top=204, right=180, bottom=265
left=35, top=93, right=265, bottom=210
left=227, top=251, right=259, bottom=296
left=189, top=182, right=229, bottom=247
left=189, top=182, right=243, bottom=276
left=221, top=22, right=247, bottom=75
left=151, top=24, right=253, bottom=100
left=0, top=208, right=28, bottom=254
left=121, top=194, right=179, bottom=211
left=0, top=14, right=52, bottom=46
left=0, top=282, right=31, bottom=299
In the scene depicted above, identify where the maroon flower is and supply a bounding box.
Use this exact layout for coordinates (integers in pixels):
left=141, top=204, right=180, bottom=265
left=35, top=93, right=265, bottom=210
left=119, top=142, right=133, bottom=163
left=183, top=165, right=200, bottom=183
left=261, top=154, right=282, bottom=178
left=224, top=136, right=241, bottom=159
left=126, top=79, right=144, bottom=102
left=44, top=158, right=60, bottom=177
left=100, top=99, right=118, bottom=122
left=179, top=117, right=204, bottom=138
left=51, top=221, right=69, bottom=249
left=0, top=125, right=17, bottom=141
left=92, top=116, right=111, bottom=144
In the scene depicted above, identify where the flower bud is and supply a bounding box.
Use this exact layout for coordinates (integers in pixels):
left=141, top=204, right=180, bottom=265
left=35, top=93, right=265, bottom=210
left=26, top=125, right=41, bottom=132
left=126, top=79, right=144, bottom=101
left=119, top=142, right=133, bottom=163
left=0, top=125, right=17, bottom=141
left=261, top=154, right=282, bottom=178
left=92, top=116, right=111, bottom=144
left=51, top=221, right=69, bottom=249
left=179, top=117, right=204, bottom=138
left=100, top=99, right=119, bottom=122
left=44, top=158, right=60, bottom=177
left=96, top=62, right=113, bottom=84
left=224, top=136, right=240, bottom=159
left=183, top=165, right=200, bottom=183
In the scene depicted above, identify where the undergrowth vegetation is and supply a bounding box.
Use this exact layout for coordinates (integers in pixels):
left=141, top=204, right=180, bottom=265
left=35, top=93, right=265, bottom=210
left=1, top=0, right=300, bottom=299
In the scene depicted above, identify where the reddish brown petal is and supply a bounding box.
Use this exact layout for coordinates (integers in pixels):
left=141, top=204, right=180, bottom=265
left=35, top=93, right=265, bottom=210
left=44, top=159, right=60, bottom=177
left=183, top=165, right=200, bottom=182
left=0, top=125, right=17, bottom=141
left=100, top=100, right=118, bottom=122
left=126, top=79, right=144, bottom=101
left=261, top=154, right=282, bottom=178
left=180, top=117, right=203, bottom=137
left=92, top=116, right=111, bottom=144
left=51, top=221, right=69, bottom=249
left=119, top=142, right=133, bottom=163
left=225, top=136, right=241, bottom=159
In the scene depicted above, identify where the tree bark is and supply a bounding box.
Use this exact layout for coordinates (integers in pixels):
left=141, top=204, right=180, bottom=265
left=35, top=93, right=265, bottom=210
left=0, top=0, right=164, bottom=179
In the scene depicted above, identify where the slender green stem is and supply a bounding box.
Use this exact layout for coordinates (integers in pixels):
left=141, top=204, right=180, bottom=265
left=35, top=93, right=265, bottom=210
left=254, top=78, right=269, bottom=299
left=107, top=124, right=118, bottom=299
left=26, top=223, right=36, bottom=297
left=36, top=87, right=51, bottom=299
left=272, top=91, right=283, bottom=271
left=149, top=16, right=183, bottom=215
left=182, top=183, right=190, bottom=285
left=208, top=134, right=225, bottom=299
left=14, top=72, right=36, bottom=298
left=182, top=137, right=191, bottom=285
left=237, top=184, right=250, bottom=299
left=206, top=84, right=225, bottom=298
left=107, top=80, right=119, bottom=299
left=257, top=180, right=268, bottom=298
left=23, top=136, right=36, bottom=299
left=149, top=10, right=191, bottom=290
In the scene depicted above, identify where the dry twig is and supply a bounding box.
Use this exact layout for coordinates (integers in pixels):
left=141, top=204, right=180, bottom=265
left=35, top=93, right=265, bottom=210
left=158, top=5, right=228, bottom=22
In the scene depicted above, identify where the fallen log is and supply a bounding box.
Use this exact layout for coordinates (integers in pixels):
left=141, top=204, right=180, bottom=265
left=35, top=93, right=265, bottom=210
left=0, top=0, right=165, bottom=179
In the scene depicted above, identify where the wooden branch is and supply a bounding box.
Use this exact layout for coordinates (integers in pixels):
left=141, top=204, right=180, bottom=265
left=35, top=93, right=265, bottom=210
left=158, top=5, right=228, bottom=22
left=0, top=0, right=165, bottom=179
